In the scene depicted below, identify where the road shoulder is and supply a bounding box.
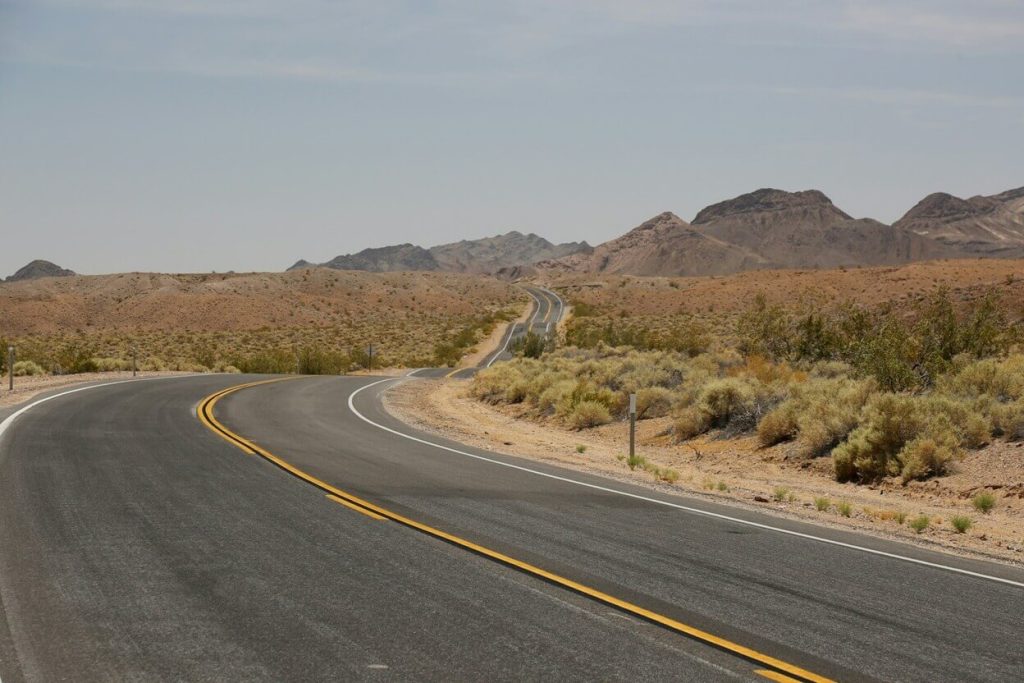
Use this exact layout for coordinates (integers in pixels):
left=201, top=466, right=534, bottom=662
left=383, top=377, right=1024, bottom=568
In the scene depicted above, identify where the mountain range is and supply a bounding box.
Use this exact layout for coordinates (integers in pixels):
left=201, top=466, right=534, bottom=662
left=292, top=185, right=1023, bottom=278
left=290, top=231, right=591, bottom=275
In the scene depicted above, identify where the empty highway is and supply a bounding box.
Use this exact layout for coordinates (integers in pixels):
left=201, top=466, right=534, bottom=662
left=1, top=375, right=1022, bottom=682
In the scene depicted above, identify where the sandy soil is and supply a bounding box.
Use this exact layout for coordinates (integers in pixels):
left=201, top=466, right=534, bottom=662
left=0, top=371, right=193, bottom=409
left=385, top=378, right=1024, bottom=567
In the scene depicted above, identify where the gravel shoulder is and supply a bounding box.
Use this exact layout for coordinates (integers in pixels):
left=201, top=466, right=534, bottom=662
left=384, top=377, right=1024, bottom=567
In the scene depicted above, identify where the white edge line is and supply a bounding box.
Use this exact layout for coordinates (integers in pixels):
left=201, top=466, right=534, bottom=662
left=0, top=375, right=198, bottom=443
left=348, top=377, right=1024, bottom=590
left=484, top=321, right=518, bottom=369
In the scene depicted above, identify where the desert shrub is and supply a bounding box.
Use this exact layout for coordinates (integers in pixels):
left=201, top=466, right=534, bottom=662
left=566, top=316, right=709, bottom=356
left=950, top=515, right=972, bottom=533
left=538, top=379, right=577, bottom=414
left=698, top=378, right=756, bottom=428
left=222, top=365, right=242, bottom=374
left=141, top=356, right=166, bottom=371
left=635, top=386, right=673, bottom=419
left=759, top=377, right=874, bottom=456
left=626, top=454, right=646, bottom=471
left=471, top=364, right=523, bottom=404
left=972, top=492, right=997, bottom=514
left=832, top=394, right=965, bottom=482
left=298, top=347, right=348, bottom=375
left=13, top=360, right=45, bottom=376
left=758, top=408, right=799, bottom=446
left=674, top=406, right=711, bottom=440
left=814, top=497, right=830, bottom=511
left=992, top=401, right=1024, bottom=441
left=909, top=515, right=930, bottom=533
left=837, top=501, right=852, bottom=517
left=567, top=400, right=612, bottom=430
left=899, top=435, right=957, bottom=483
left=772, top=486, right=789, bottom=502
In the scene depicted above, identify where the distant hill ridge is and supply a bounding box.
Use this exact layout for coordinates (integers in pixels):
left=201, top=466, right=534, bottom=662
left=291, top=231, right=591, bottom=274
left=292, top=184, right=1023, bottom=278
left=5, top=260, right=76, bottom=282
left=536, top=185, right=1018, bottom=277
left=893, top=186, right=1024, bottom=257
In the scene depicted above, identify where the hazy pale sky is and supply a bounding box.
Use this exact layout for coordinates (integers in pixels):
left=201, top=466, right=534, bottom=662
left=1, top=1, right=1022, bottom=275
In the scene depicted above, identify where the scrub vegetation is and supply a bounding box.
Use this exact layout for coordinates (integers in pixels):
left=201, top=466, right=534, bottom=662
left=0, top=270, right=520, bottom=375
left=472, top=285, right=1024, bottom=486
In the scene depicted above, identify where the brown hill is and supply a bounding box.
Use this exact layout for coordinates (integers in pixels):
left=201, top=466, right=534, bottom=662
left=292, top=231, right=590, bottom=274
left=0, top=269, right=517, bottom=336
left=894, top=187, right=1024, bottom=257
left=691, top=188, right=953, bottom=268
left=540, top=212, right=770, bottom=277
left=6, top=259, right=75, bottom=281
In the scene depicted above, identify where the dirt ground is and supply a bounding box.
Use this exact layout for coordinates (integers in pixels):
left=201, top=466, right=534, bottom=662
left=0, top=371, right=193, bottom=409
left=385, top=378, right=1024, bottom=567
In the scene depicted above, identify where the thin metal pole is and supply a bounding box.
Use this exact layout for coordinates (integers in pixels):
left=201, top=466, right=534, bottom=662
left=132, top=347, right=137, bottom=377
left=628, top=393, right=636, bottom=458
left=368, top=343, right=373, bottom=373
left=8, top=346, right=14, bottom=392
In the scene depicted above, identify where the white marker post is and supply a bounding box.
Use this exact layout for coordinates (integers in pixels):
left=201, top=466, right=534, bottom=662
left=628, top=392, right=637, bottom=458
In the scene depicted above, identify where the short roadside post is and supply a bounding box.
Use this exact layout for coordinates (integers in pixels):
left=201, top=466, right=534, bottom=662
left=628, top=392, right=637, bottom=458
left=8, top=346, right=15, bottom=392
left=132, top=347, right=137, bottom=377
left=367, top=343, right=374, bottom=373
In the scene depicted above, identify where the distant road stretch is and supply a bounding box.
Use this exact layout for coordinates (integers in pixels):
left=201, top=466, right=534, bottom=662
left=416, top=284, right=563, bottom=379
left=1, top=374, right=1022, bottom=681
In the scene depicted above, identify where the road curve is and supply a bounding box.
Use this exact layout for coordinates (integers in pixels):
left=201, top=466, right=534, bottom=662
left=1, top=375, right=1022, bottom=682
left=417, top=284, right=562, bottom=379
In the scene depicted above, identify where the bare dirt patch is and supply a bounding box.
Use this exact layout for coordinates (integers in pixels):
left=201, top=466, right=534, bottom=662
left=385, top=378, right=1024, bottom=567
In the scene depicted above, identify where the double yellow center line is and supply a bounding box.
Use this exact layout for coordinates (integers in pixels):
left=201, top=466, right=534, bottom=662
left=197, top=378, right=835, bottom=683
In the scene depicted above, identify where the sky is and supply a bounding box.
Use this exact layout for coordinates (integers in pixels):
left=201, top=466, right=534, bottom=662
left=1, top=1, right=1022, bottom=276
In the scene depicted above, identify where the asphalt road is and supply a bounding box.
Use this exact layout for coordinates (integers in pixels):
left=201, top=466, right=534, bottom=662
left=1, top=375, right=1022, bottom=681
left=417, top=285, right=562, bottom=379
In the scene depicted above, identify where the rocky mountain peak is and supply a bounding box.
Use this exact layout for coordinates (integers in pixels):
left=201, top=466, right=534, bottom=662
left=692, top=188, right=846, bottom=224
left=6, top=260, right=76, bottom=282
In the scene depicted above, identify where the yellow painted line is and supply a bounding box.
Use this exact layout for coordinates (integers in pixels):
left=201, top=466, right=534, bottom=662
left=756, top=669, right=805, bottom=683
left=197, top=380, right=835, bottom=683
left=444, top=367, right=463, bottom=379
left=327, top=494, right=388, bottom=521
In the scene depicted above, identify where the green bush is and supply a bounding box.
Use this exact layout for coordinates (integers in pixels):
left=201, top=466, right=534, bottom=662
left=950, top=515, right=972, bottom=533
left=832, top=394, right=964, bottom=483
left=837, top=501, right=852, bottom=517
left=13, top=360, right=46, bottom=376
left=814, top=497, right=830, bottom=511
left=909, top=515, right=930, bottom=533
left=972, top=491, right=997, bottom=514
left=567, top=400, right=612, bottom=430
